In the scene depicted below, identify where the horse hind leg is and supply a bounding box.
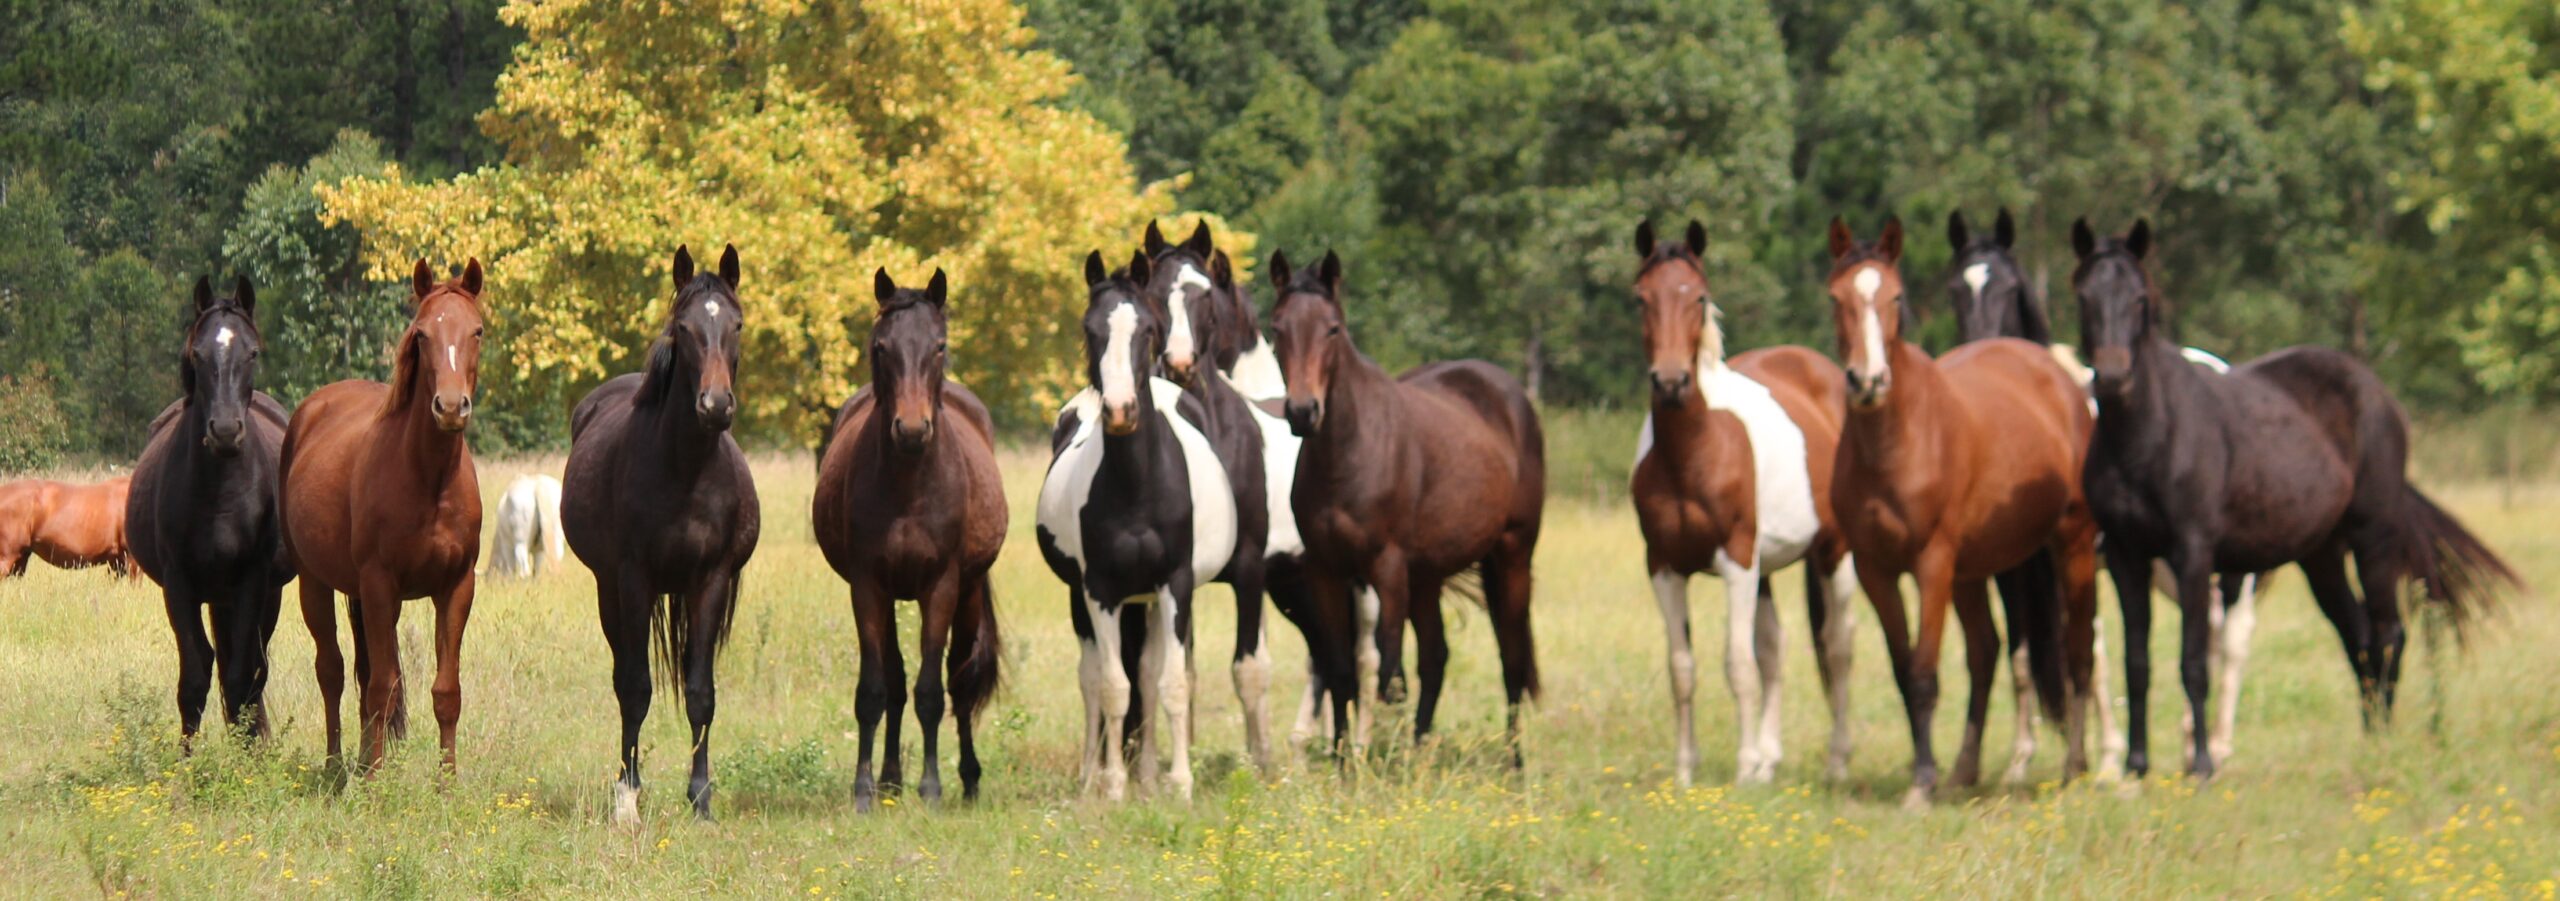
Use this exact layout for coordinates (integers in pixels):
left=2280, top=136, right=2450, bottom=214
left=302, top=579, right=346, bottom=766
left=1808, top=554, right=1859, bottom=782
left=1650, top=571, right=1700, bottom=787
left=680, top=572, right=731, bottom=819
left=1085, top=595, right=1133, bottom=801
left=1989, top=567, right=2039, bottom=787
left=851, top=578, right=895, bottom=812
left=2211, top=573, right=2259, bottom=766
left=1152, top=585, right=1197, bottom=800
left=2349, top=530, right=2410, bottom=726
left=1407, top=573, right=1449, bottom=742
left=2297, top=543, right=2373, bottom=728
left=1751, top=574, right=1786, bottom=783
left=911, top=573, right=958, bottom=805
left=1485, top=538, right=1539, bottom=769
left=1947, top=579, right=1998, bottom=790
left=1230, top=563, right=1275, bottom=774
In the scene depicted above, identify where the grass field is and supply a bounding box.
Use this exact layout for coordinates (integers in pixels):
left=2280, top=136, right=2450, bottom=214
left=2, top=434, right=2555, bottom=897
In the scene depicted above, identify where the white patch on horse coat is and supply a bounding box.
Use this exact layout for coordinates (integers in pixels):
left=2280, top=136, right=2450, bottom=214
left=1225, top=335, right=1288, bottom=402
left=213, top=326, right=234, bottom=351
left=2180, top=346, right=2232, bottom=373
left=1165, top=265, right=1211, bottom=365
left=1704, top=368, right=1819, bottom=571
left=1631, top=415, right=1655, bottom=470
left=1853, top=266, right=1887, bottom=380
left=1962, top=263, right=1991, bottom=298
left=703, top=299, right=721, bottom=320
left=1098, top=302, right=1140, bottom=411
left=1037, top=379, right=1239, bottom=599
left=1242, top=393, right=1304, bottom=556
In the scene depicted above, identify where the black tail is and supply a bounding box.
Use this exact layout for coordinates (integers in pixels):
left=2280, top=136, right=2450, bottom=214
left=1997, top=550, right=2069, bottom=724
left=2394, top=486, right=2520, bottom=638
left=656, top=573, right=743, bottom=697
left=949, top=575, right=1003, bottom=718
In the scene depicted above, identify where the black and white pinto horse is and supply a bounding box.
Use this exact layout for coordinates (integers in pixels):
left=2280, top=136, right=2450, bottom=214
left=1037, top=251, right=1239, bottom=800
left=1945, top=209, right=2259, bottom=773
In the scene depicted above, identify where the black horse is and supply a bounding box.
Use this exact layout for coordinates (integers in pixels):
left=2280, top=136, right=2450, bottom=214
left=2070, top=217, right=2516, bottom=778
left=563, top=245, right=762, bottom=823
left=1037, top=250, right=1239, bottom=801
left=1140, top=220, right=1289, bottom=772
left=127, top=276, right=295, bottom=747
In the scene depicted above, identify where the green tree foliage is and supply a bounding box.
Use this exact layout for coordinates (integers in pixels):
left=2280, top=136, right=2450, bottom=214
left=223, top=130, right=410, bottom=408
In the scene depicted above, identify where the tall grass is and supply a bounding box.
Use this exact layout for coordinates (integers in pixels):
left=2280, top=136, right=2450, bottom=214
left=0, top=451, right=2553, bottom=896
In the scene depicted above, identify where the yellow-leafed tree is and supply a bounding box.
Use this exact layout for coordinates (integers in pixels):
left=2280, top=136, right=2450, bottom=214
left=323, top=0, right=1231, bottom=438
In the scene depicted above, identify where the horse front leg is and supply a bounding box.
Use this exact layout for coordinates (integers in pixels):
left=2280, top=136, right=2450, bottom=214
left=1085, top=592, right=1132, bottom=801
left=1809, top=554, right=1860, bottom=782
left=1854, top=560, right=1925, bottom=807
left=2169, top=543, right=2217, bottom=779
left=429, top=572, right=477, bottom=776
left=912, top=571, right=959, bottom=805
left=1230, top=560, right=1275, bottom=774
left=851, top=576, right=894, bottom=812
left=681, top=569, right=731, bottom=819
left=1152, top=582, right=1197, bottom=800
left=1648, top=570, right=1699, bottom=787
left=598, top=572, right=651, bottom=826
left=1712, top=553, right=1770, bottom=784
left=355, top=574, right=406, bottom=774
left=2103, top=540, right=2157, bottom=778
left=1948, top=579, right=1998, bottom=790
left=161, top=586, right=214, bottom=751
left=1908, top=552, right=1962, bottom=803
left=302, top=579, right=345, bottom=768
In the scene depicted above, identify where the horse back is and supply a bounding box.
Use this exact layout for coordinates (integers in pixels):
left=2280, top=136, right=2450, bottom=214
left=1396, top=360, right=1546, bottom=557
left=2235, top=346, right=2409, bottom=510
left=1931, top=338, right=2091, bottom=575
left=1733, top=346, right=1847, bottom=525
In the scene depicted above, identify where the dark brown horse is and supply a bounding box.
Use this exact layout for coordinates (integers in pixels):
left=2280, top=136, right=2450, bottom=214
left=128, top=276, right=294, bottom=747
left=1628, top=220, right=1859, bottom=786
left=1823, top=218, right=2099, bottom=806
left=2070, top=217, right=2517, bottom=778
left=563, top=245, right=761, bottom=823
left=3, top=477, right=136, bottom=576
left=815, top=268, right=1006, bottom=809
left=282, top=259, right=488, bottom=773
left=1266, top=249, right=1545, bottom=761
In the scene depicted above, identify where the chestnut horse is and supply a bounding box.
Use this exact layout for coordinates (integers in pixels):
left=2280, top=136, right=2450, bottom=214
left=282, top=259, right=487, bottom=773
left=1823, top=218, right=2099, bottom=805
left=3, top=478, right=135, bottom=576
left=128, top=276, right=294, bottom=746
left=564, top=245, right=761, bottom=823
left=1628, top=220, right=1859, bottom=786
left=1267, top=249, right=1544, bottom=762
left=816, top=268, right=1006, bottom=808
left=2070, top=217, right=2516, bottom=778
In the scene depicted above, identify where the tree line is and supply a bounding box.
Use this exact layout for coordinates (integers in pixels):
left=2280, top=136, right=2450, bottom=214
left=3, top=0, right=2553, bottom=465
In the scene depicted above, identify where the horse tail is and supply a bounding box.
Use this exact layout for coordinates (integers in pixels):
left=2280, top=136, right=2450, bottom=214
left=2001, top=550, right=2070, bottom=724
left=655, top=570, right=744, bottom=698
left=949, top=574, right=1003, bottom=719
left=2391, top=486, right=2518, bottom=638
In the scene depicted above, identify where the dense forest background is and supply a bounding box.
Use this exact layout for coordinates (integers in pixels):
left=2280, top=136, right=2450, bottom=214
left=3, top=0, right=2555, bottom=465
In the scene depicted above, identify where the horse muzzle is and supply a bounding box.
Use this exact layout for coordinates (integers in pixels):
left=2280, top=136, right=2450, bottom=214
left=1284, top=398, right=1323, bottom=437
left=1649, top=367, right=1694, bottom=405
left=1162, top=354, right=1199, bottom=387
left=201, top=418, right=247, bottom=457
left=696, top=389, right=736, bottom=432
left=1844, top=369, right=1892, bottom=410
left=1102, top=402, right=1140, bottom=436
left=890, top=415, right=935, bottom=453
left=431, top=395, right=474, bottom=432
left=2089, top=348, right=2134, bottom=397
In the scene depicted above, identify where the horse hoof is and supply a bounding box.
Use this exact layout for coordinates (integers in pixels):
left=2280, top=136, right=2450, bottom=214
left=2001, top=764, right=2032, bottom=787
left=919, top=780, right=943, bottom=805
left=1900, top=787, right=1932, bottom=812
left=611, top=783, right=642, bottom=828
left=1824, top=760, right=1850, bottom=783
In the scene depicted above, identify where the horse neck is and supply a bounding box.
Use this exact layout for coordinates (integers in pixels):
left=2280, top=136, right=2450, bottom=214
left=1841, top=342, right=1947, bottom=468
left=2094, top=334, right=2187, bottom=440
left=1308, top=346, right=1399, bottom=463
left=1649, top=387, right=1725, bottom=467
left=1097, top=395, right=1174, bottom=488
left=389, top=385, right=469, bottom=489
left=642, top=361, right=727, bottom=473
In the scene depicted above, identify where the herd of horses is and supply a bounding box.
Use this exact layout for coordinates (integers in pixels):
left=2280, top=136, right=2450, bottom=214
left=11, top=210, right=2516, bottom=821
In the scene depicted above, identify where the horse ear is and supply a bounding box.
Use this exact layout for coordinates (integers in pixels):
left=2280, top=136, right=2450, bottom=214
left=717, top=244, right=741, bottom=289
left=1210, top=249, right=1235, bottom=286
left=1126, top=249, right=1153, bottom=289
left=1684, top=220, right=1707, bottom=257
left=926, top=268, right=948, bottom=307
left=1084, top=250, right=1108, bottom=288
left=1878, top=216, right=1904, bottom=263
left=1143, top=220, right=1169, bottom=258
left=2071, top=217, right=2098, bottom=260
left=1633, top=220, right=1656, bottom=259
left=462, top=258, right=483, bottom=295
left=1268, top=250, right=1293, bottom=290
left=1946, top=210, right=1971, bottom=252
left=1826, top=216, right=1855, bottom=260
left=232, top=276, right=255, bottom=318
left=874, top=267, right=898, bottom=307
left=412, top=258, right=435, bottom=298
left=1183, top=220, right=1213, bottom=257
left=2127, top=218, right=2153, bottom=261
left=672, top=245, right=695, bottom=291
left=1319, top=250, right=1342, bottom=298
left=1994, top=208, right=2017, bottom=250
left=193, top=276, right=215, bottom=313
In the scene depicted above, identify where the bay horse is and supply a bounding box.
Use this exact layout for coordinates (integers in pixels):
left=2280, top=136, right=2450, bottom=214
left=1141, top=221, right=1288, bottom=772
left=814, top=267, right=1007, bottom=809
left=1266, top=249, right=1545, bottom=763
left=2069, top=217, right=2516, bottom=778
left=127, top=276, right=294, bottom=746
left=1823, top=217, right=2099, bottom=805
left=1628, top=219, right=1859, bottom=786
left=3, top=478, right=137, bottom=576
left=562, top=245, right=761, bottom=823
left=1036, top=250, right=1238, bottom=801
left=282, top=258, right=488, bottom=774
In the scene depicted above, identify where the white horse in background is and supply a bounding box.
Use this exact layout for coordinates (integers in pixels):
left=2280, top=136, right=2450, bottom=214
left=489, top=474, right=565, bottom=578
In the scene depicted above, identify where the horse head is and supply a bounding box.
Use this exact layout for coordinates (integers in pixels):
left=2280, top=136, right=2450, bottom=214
left=1141, top=220, right=1220, bottom=386
left=1266, top=249, right=1346, bottom=438
left=182, top=276, right=262, bottom=457
left=1632, top=219, right=1718, bottom=406
left=1945, top=208, right=2046, bottom=345
left=395, top=258, right=486, bottom=433
left=870, top=266, right=949, bottom=453
left=653, top=244, right=744, bottom=432
left=1826, top=216, right=1909, bottom=410
left=2070, top=216, right=2160, bottom=398
left=1082, top=249, right=1163, bottom=437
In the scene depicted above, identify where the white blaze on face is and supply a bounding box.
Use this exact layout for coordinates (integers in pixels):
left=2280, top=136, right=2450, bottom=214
left=1854, top=266, right=1887, bottom=380
left=447, top=345, right=459, bottom=371
left=1963, top=263, right=1991, bottom=299
left=1100, top=301, right=1140, bottom=410
left=1166, top=264, right=1211, bottom=366
left=703, top=299, right=721, bottom=320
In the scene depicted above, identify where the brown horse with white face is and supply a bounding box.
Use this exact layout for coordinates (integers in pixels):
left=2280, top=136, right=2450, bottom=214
left=1628, top=219, right=1858, bottom=786
left=1266, top=249, right=1545, bottom=762
left=281, top=259, right=487, bottom=774
left=1822, top=218, right=2101, bottom=806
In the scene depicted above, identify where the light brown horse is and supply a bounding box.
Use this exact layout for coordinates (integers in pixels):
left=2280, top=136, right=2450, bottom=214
left=1822, top=218, right=2100, bottom=806
left=1, top=478, right=136, bottom=577
left=1628, top=220, right=1858, bottom=786
left=281, top=259, right=487, bottom=773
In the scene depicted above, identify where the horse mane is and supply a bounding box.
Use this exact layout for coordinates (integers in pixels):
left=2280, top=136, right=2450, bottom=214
left=638, top=274, right=739, bottom=408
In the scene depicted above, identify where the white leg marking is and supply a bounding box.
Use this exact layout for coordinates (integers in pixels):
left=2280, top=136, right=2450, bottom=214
left=1820, top=556, right=1859, bottom=781
left=2214, top=576, right=2257, bottom=767
left=1291, top=660, right=1326, bottom=745
left=611, top=781, right=640, bottom=828
left=1714, top=555, right=1767, bottom=784
left=2005, top=641, right=2039, bottom=786
left=1157, top=589, right=1195, bottom=800
left=1354, top=586, right=1380, bottom=754
left=1650, top=571, right=1698, bottom=787
left=1077, top=633, right=1103, bottom=792
left=1086, top=598, right=1130, bottom=801
left=1235, top=618, right=1273, bottom=773
left=2092, top=613, right=2126, bottom=781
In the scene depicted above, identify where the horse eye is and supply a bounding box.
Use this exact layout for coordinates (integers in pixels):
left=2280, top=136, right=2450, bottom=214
left=936, top=343, right=948, bottom=355
left=472, top=327, right=485, bottom=338
left=1327, top=324, right=1342, bottom=337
